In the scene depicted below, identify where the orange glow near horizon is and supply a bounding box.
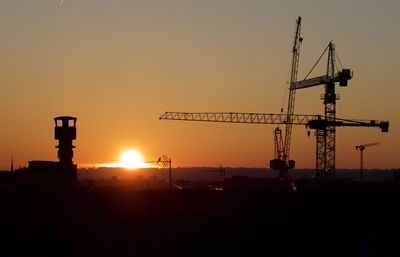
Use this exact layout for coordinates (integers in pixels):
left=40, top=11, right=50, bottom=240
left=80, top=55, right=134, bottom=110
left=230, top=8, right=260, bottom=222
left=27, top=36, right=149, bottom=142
left=97, top=149, right=150, bottom=170
left=0, top=2, right=399, bottom=170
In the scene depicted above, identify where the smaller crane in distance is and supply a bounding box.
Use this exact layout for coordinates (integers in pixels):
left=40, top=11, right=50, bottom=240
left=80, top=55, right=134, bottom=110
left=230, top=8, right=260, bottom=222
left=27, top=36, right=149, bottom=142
left=355, top=142, right=380, bottom=183
left=146, top=155, right=173, bottom=189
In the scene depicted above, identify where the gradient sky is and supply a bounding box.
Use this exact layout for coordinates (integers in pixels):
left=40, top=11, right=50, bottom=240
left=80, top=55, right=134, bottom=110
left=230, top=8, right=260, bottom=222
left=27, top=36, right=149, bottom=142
left=0, top=0, right=399, bottom=170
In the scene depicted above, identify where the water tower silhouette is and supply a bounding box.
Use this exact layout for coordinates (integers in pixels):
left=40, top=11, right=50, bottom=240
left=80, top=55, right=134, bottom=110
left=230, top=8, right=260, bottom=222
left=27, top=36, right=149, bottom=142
left=54, top=116, right=77, bottom=180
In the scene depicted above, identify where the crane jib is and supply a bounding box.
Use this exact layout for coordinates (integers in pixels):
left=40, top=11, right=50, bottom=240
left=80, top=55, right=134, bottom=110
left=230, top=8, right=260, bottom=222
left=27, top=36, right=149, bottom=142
left=160, top=112, right=389, bottom=133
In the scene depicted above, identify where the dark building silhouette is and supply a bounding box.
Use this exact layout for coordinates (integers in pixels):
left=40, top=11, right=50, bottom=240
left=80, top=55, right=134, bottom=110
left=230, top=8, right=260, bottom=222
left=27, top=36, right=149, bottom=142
left=0, top=116, right=78, bottom=185
left=28, top=116, right=77, bottom=182
left=23, top=116, right=78, bottom=182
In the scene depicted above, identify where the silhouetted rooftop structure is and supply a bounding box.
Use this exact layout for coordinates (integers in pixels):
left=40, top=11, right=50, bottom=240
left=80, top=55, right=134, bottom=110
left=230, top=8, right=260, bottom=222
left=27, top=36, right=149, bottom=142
left=0, top=116, right=78, bottom=185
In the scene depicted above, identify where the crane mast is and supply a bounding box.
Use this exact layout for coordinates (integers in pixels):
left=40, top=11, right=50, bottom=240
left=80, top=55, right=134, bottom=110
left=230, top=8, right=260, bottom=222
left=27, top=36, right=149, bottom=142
left=282, top=16, right=303, bottom=177
left=318, top=42, right=337, bottom=178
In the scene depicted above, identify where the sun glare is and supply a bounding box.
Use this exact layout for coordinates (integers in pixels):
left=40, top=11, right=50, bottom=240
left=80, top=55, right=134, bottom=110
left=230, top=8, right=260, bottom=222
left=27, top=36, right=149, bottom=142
left=119, top=150, right=148, bottom=169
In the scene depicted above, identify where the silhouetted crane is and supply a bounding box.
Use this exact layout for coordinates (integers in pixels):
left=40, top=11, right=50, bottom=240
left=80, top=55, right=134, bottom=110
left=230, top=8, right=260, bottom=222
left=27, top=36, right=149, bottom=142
left=291, top=41, right=353, bottom=179
left=355, top=142, right=380, bottom=182
left=160, top=112, right=388, bottom=177
left=159, top=17, right=389, bottom=180
left=275, top=16, right=303, bottom=179
left=146, top=155, right=172, bottom=189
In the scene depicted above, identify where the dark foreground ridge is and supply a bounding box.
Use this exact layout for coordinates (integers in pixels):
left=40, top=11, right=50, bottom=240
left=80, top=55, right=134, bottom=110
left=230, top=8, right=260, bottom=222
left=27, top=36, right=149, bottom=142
left=1, top=183, right=399, bottom=257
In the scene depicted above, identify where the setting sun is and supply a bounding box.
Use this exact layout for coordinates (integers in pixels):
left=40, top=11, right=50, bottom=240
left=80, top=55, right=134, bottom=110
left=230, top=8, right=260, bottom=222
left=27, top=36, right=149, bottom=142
left=118, top=150, right=148, bottom=169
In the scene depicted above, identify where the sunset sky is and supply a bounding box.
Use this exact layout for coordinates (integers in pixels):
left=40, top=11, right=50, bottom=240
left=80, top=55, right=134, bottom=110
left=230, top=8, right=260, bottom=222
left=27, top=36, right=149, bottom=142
left=0, top=0, right=399, bottom=170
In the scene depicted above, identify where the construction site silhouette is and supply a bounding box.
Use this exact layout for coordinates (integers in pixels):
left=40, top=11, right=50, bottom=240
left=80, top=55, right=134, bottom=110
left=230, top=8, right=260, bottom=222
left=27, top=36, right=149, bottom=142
left=0, top=116, right=398, bottom=257
left=0, top=15, right=399, bottom=257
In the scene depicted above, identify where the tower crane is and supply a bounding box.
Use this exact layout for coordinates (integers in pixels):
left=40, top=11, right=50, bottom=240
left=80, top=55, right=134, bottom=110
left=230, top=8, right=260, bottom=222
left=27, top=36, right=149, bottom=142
left=160, top=112, right=388, bottom=175
left=159, top=17, right=390, bottom=179
left=292, top=42, right=352, bottom=178
left=355, top=142, right=380, bottom=182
